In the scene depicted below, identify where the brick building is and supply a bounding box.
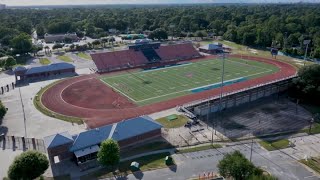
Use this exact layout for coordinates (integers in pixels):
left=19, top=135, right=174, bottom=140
left=44, top=116, right=163, bottom=165
left=13, top=63, right=75, bottom=82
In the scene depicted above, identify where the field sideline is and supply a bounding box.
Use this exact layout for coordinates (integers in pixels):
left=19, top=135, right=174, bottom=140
left=100, top=58, right=279, bottom=106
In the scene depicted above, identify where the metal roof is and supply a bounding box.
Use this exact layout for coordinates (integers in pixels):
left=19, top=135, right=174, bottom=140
left=44, top=132, right=74, bottom=148
left=13, top=66, right=27, bottom=72
left=111, top=116, right=162, bottom=141
left=74, top=145, right=99, bottom=158
left=25, top=63, right=75, bottom=75
left=69, top=125, right=112, bottom=152
left=69, top=116, right=162, bottom=152
left=200, top=43, right=223, bottom=50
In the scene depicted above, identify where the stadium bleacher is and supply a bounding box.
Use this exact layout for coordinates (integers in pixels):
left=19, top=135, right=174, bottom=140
left=91, top=43, right=201, bottom=72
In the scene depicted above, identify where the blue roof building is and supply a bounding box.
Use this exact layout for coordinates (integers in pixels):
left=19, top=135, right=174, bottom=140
left=14, top=62, right=75, bottom=83
left=44, top=116, right=163, bottom=164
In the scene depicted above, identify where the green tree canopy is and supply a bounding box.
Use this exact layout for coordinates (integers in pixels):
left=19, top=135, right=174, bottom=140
left=97, top=139, right=120, bottom=167
left=148, top=28, right=168, bottom=40
left=0, top=100, right=7, bottom=119
left=218, top=150, right=256, bottom=180
left=290, top=64, right=320, bottom=104
left=4, top=56, right=17, bottom=69
left=52, top=43, right=63, bottom=50
left=8, top=151, right=49, bottom=180
left=194, top=30, right=208, bottom=39
left=11, top=33, right=32, bottom=54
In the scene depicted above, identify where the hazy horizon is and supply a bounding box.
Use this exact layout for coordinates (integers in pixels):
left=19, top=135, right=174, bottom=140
left=1, top=0, right=319, bottom=7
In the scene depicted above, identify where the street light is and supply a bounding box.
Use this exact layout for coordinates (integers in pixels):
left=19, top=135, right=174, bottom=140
left=303, top=40, right=311, bottom=67
left=309, top=117, right=314, bottom=134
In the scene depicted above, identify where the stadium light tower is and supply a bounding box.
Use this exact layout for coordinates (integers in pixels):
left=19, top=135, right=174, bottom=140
left=216, top=51, right=227, bottom=135
left=303, top=40, right=311, bottom=66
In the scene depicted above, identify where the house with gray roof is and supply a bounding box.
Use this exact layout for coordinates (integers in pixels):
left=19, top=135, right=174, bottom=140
left=44, top=116, right=163, bottom=164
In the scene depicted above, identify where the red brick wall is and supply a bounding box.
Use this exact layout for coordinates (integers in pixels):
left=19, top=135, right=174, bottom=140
left=118, top=129, right=161, bottom=148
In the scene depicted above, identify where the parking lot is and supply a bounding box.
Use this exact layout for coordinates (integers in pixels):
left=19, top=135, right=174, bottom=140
left=172, top=142, right=319, bottom=180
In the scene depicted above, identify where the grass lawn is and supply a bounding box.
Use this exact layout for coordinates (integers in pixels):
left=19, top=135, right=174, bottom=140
left=156, top=114, right=189, bottom=128
left=57, top=55, right=73, bottom=62
left=301, top=123, right=320, bottom=134
left=259, top=139, right=290, bottom=151
left=208, top=40, right=314, bottom=69
left=176, top=144, right=222, bottom=154
left=300, top=157, right=320, bottom=174
left=77, top=52, right=92, bottom=60
left=39, top=58, right=51, bottom=65
left=100, top=57, right=278, bottom=106
left=33, top=80, right=83, bottom=124
left=81, top=152, right=172, bottom=180
left=121, top=141, right=175, bottom=158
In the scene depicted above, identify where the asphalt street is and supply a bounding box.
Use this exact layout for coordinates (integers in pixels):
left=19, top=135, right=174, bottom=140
left=110, top=143, right=319, bottom=180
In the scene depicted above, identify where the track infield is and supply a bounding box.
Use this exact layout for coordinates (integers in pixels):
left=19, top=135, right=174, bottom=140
left=100, top=58, right=279, bottom=105
left=40, top=55, right=297, bottom=128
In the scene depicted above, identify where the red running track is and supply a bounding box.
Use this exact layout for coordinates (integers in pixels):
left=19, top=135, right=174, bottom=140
left=41, top=55, right=297, bottom=128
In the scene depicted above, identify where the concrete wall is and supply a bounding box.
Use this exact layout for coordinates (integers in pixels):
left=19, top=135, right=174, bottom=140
left=192, top=80, right=290, bottom=116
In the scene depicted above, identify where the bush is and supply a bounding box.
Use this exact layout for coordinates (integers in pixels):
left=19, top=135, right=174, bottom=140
left=8, top=151, right=49, bottom=180
left=0, top=100, right=7, bottom=119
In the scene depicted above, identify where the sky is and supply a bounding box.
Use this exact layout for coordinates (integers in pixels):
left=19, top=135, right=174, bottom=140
left=1, top=0, right=319, bottom=6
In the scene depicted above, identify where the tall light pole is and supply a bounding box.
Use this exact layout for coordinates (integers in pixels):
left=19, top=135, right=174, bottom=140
left=217, top=52, right=226, bottom=135
left=283, top=32, right=288, bottom=52
left=303, top=40, right=311, bottom=67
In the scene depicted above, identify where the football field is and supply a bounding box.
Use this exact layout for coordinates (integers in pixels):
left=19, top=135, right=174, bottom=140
left=100, top=58, right=279, bottom=106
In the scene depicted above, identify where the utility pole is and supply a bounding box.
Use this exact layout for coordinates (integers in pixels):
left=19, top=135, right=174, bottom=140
left=250, top=139, right=253, bottom=162
left=19, top=88, right=27, bottom=137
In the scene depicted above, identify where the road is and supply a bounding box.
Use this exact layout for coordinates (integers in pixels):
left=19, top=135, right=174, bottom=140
left=108, top=143, right=319, bottom=180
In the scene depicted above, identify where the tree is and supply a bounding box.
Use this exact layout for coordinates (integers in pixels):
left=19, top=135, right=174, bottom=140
left=8, top=151, right=49, bottom=180
left=36, top=25, right=46, bottom=38
left=97, top=139, right=120, bottom=167
left=195, top=30, right=208, bottom=40
left=5, top=56, right=17, bottom=69
left=52, top=43, right=63, bottom=50
left=148, top=28, right=168, bottom=40
left=0, top=100, right=7, bottom=119
left=11, top=33, right=32, bottom=54
left=31, top=45, right=42, bottom=56
left=44, top=46, right=50, bottom=55
left=92, top=40, right=101, bottom=48
left=290, top=65, right=320, bottom=104
left=218, top=150, right=256, bottom=180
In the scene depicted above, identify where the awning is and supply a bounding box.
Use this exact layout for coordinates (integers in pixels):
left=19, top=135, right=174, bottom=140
left=74, top=145, right=99, bottom=158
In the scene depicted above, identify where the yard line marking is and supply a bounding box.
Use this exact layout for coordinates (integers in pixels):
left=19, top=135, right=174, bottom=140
left=100, top=58, right=275, bottom=104
left=132, top=69, right=273, bottom=103
left=100, top=79, right=137, bottom=102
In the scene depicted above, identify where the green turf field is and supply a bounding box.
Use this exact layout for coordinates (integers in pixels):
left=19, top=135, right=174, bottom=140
left=100, top=58, right=279, bottom=106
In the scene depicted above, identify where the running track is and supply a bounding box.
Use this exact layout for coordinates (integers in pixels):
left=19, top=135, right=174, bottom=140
left=41, top=55, right=297, bottom=128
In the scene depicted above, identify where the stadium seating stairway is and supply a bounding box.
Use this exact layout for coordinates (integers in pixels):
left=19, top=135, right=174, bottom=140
left=141, top=48, right=162, bottom=62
